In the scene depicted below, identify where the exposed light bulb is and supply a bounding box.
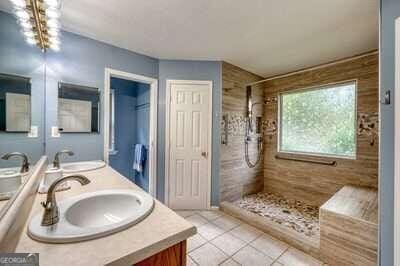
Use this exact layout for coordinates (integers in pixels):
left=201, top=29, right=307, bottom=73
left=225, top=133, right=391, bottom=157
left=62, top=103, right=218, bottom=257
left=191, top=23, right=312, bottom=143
left=47, top=19, right=59, bottom=29
left=15, top=10, right=30, bottom=21
left=44, top=0, right=60, bottom=8
left=26, top=37, right=36, bottom=45
left=46, top=8, right=60, bottom=19
left=23, top=30, right=35, bottom=38
left=49, top=37, right=60, bottom=45
left=48, top=28, right=59, bottom=37
left=10, top=0, right=26, bottom=8
left=20, top=20, right=32, bottom=29
left=50, top=42, right=60, bottom=51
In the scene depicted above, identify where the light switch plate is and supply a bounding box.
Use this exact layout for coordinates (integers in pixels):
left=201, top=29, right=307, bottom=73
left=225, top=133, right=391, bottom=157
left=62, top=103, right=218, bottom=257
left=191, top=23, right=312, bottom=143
left=27, top=126, right=38, bottom=138
left=51, top=126, right=60, bottom=138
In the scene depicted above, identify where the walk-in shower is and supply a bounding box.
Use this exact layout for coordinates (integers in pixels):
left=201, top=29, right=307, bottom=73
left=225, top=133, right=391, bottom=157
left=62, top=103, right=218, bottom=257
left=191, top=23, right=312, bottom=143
left=245, top=85, right=264, bottom=168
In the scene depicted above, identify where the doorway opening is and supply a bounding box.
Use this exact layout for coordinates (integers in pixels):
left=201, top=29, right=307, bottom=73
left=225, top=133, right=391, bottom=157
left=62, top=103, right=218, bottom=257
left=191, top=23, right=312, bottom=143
left=104, top=68, right=157, bottom=196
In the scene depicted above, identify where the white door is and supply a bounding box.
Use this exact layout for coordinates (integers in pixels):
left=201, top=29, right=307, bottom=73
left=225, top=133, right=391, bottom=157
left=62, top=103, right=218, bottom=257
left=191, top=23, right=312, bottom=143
left=167, top=81, right=212, bottom=210
left=394, top=17, right=400, bottom=266
left=58, top=98, right=92, bottom=132
left=6, top=92, right=31, bottom=132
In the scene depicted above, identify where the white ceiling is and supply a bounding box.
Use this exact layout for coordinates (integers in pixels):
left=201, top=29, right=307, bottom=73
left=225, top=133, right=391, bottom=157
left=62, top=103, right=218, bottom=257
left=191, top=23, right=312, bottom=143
left=1, top=0, right=378, bottom=77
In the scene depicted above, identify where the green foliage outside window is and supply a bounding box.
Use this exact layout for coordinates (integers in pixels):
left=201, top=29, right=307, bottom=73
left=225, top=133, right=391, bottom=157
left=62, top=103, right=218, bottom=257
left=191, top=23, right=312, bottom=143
left=280, top=82, right=356, bottom=158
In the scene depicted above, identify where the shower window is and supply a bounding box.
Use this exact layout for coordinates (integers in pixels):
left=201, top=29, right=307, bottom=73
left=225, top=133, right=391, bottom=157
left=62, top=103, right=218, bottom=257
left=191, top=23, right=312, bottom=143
left=278, top=80, right=357, bottom=158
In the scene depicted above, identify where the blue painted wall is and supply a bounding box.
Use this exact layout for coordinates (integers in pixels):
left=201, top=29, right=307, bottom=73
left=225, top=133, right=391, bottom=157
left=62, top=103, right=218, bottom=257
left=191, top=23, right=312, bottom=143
left=0, top=10, right=223, bottom=203
left=43, top=30, right=223, bottom=204
left=158, top=60, right=222, bottom=206
left=109, top=78, right=137, bottom=181
left=380, top=0, right=400, bottom=264
left=108, top=78, right=150, bottom=191
left=0, top=11, right=45, bottom=167
left=134, top=83, right=150, bottom=191
left=44, top=29, right=158, bottom=163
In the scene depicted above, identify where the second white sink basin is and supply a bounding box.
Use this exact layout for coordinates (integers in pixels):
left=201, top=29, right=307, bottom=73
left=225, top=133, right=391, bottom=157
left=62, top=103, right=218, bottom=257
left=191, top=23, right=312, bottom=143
left=61, top=161, right=106, bottom=173
left=28, top=189, right=154, bottom=243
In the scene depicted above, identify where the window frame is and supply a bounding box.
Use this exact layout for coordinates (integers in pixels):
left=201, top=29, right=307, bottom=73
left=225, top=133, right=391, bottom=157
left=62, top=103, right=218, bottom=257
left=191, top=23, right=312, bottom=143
left=277, top=79, right=358, bottom=160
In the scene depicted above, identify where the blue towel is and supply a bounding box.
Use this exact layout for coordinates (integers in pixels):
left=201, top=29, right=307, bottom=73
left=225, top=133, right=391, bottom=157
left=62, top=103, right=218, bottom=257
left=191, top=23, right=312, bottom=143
left=133, top=144, right=146, bottom=172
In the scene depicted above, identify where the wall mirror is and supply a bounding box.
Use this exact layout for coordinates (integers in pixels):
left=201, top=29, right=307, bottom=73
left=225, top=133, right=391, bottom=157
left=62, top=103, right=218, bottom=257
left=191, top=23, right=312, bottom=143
left=0, top=73, right=32, bottom=132
left=0, top=11, right=45, bottom=213
left=58, top=82, right=100, bottom=133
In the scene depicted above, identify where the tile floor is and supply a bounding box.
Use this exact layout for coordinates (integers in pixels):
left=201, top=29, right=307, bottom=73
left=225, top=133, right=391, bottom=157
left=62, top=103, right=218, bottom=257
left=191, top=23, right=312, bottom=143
left=175, top=210, right=324, bottom=266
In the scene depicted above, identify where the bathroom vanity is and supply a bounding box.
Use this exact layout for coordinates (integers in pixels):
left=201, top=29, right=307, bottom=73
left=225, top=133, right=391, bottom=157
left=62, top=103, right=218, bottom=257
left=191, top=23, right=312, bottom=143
left=13, top=165, right=196, bottom=266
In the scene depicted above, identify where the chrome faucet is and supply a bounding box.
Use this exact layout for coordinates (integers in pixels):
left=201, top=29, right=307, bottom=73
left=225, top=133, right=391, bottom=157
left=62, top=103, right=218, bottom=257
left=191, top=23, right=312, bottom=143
left=1, top=152, right=30, bottom=173
left=41, top=174, right=90, bottom=226
left=53, top=150, right=74, bottom=169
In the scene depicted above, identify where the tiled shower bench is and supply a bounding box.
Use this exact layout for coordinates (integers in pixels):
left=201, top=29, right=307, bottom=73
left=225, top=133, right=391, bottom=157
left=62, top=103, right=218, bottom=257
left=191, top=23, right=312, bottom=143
left=320, top=185, right=378, bottom=266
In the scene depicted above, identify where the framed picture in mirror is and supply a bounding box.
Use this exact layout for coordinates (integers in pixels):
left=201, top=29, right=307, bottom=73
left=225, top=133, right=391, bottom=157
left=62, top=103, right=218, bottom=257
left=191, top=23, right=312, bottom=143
left=0, top=73, right=31, bottom=133
left=58, top=82, right=100, bottom=133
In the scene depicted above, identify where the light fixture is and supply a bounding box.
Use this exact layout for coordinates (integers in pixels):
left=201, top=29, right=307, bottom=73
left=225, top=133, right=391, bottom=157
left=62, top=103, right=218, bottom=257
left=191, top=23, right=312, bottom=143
left=10, top=0, right=62, bottom=52
left=10, top=0, right=26, bottom=8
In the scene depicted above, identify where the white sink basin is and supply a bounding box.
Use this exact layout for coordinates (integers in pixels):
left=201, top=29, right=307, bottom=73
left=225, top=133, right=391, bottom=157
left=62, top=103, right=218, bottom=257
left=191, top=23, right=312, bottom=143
left=28, top=189, right=154, bottom=243
left=61, top=161, right=106, bottom=173
left=0, top=168, right=22, bottom=200
left=0, top=167, right=19, bottom=177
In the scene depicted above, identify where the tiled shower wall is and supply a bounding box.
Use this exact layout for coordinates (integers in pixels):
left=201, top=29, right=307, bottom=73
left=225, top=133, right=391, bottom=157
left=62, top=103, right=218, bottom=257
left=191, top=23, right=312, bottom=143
left=220, top=62, right=264, bottom=202
left=262, top=52, right=379, bottom=206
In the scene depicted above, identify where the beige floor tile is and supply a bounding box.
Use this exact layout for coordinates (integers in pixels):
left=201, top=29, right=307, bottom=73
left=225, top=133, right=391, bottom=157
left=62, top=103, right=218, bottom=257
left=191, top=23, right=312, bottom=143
left=230, top=224, right=263, bottom=243
left=271, top=262, right=283, bottom=266
left=189, top=243, right=229, bottom=266
left=186, top=214, right=209, bottom=227
left=277, top=248, right=323, bottom=266
left=212, top=215, right=242, bottom=231
left=232, top=245, right=274, bottom=266
left=175, top=210, right=197, bottom=218
left=250, top=234, right=289, bottom=259
left=211, top=232, right=247, bottom=256
left=198, top=210, right=223, bottom=221
left=220, top=258, right=241, bottom=266
left=197, top=222, right=226, bottom=240
left=188, top=233, right=207, bottom=252
left=187, top=255, right=198, bottom=266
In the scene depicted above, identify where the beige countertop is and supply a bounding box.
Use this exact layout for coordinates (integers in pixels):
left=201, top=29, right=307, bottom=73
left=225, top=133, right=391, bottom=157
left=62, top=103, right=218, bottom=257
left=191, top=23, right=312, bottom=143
left=0, top=200, right=9, bottom=212
left=15, top=165, right=196, bottom=265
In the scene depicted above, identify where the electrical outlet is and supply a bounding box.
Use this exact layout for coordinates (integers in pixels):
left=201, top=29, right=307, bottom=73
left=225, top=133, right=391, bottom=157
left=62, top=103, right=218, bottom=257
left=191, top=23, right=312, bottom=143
left=27, top=126, right=38, bottom=138
left=51, top=126, right=60, bottom=138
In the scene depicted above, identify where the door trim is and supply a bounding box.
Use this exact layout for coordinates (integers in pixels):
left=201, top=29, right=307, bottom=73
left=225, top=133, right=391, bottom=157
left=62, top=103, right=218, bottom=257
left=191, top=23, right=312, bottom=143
left=104, top=68, right=158, bottom=197
left=164, top=79, right=213, bottom=209
left=394, top=17, right=400, bottom=266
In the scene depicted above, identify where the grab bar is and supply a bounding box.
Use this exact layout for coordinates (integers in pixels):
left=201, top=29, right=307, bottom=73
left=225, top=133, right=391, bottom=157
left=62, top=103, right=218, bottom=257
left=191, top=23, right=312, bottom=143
left=275, top=154, right=337, bottom=166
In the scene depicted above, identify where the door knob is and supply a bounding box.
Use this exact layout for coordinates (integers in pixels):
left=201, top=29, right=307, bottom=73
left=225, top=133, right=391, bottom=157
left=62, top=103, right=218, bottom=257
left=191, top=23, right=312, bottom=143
left=201, top=151, right=208, bottom=158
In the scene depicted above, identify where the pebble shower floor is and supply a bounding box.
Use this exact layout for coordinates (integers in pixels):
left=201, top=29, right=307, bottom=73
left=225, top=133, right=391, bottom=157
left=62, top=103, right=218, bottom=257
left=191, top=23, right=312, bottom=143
left=234, top=192, right=320, bottom=237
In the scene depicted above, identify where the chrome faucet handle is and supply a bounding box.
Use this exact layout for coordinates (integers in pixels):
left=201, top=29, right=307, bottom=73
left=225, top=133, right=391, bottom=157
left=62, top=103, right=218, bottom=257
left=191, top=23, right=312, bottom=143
left=1, top=152, right=30, bottom=173
left=53, top=150, right=74, bottom=169
left=41, top=174, right=90, bottom=226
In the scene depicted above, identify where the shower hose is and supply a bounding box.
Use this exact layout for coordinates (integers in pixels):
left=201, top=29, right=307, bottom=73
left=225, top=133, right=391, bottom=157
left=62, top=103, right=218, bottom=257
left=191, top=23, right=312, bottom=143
left=244, top=119, right=263, bottom=168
